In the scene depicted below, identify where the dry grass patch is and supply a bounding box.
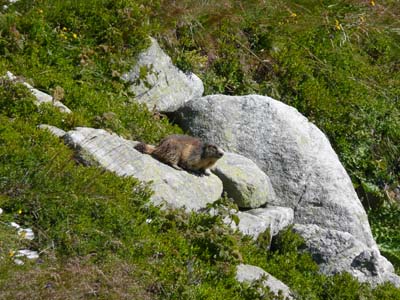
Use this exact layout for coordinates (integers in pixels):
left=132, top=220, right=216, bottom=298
left=0, top=256, right=153, bottom=300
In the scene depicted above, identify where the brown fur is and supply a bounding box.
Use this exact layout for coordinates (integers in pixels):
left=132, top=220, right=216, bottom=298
left=134, top=134, right=224, bottom=175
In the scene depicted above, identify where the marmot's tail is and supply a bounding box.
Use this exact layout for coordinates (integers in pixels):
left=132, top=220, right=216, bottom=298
left=134, top=142, right=156, bottom=154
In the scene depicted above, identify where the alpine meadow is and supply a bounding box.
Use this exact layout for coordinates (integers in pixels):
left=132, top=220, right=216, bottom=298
left=0, top=0, right=399, bottom=299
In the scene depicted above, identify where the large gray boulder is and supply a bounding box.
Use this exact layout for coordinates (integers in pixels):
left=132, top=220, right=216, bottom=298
left=122, top=38, right=204, bottom=112
left=212, top=152, right=276, bottom=208
left=236, top=264, right=294, bottom=299
left=62, top=127, right=222, bottom=211
left=173, top=94, right=400, bottom=286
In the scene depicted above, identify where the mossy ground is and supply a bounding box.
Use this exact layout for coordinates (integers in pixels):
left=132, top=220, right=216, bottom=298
left=0, top=0, right=399, bottom=299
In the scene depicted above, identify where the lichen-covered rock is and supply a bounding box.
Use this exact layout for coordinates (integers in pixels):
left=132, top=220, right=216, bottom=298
left=233, top=206, right=294, bottom=240
left=173, top=94, right=400, bottom=286
left=212, top=152, right=275, bottom=208
left=62, top=127, right=222, bottom=211
left=122, top=38, right=203, bottom=112
left=236, top=264, right=294, bottom=299
left=5, top=71, right=72, bottom=113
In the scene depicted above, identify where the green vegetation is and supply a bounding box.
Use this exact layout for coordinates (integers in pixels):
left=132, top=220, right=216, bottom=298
left=370, top=204, right=400, bottom=274
left=0, top=0, right=399, bottom=299
left=0, top=0, right=180, bottom=142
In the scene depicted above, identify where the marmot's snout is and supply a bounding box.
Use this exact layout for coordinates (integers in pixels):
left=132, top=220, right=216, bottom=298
left=216, top=148, right=224, bottom=158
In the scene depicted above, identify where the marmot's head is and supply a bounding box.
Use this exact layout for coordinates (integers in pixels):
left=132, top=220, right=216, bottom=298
left=203, top=143, right=224, bottom=159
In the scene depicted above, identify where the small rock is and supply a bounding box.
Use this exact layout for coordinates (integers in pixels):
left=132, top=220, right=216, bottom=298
left=13, top=249, right=40, bottom=265
left=0, top=208, right=3, bottom=215
left=14, top=259, right=24, bottom=266
left=18, top=228, right=35, bottom=240
left=10, top=222, right=20, bottom=229
left=45, top=282, right=53, bottom=289
left=16, top=249, right=39, bottom=260
left=394, top=186, right=400, bottom=201
left=38, top=124, right=66, bottom=138
left=236, top=264, right=294, bottom=299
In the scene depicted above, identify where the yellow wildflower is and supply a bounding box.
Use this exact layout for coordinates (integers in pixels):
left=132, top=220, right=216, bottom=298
left=370, top=0, right=376, bottom=6
left=335, top=19, right=341, bottom=30
left=18, top=208, right=22, bottom=214
left=290, top=12, right=297, bottom=18
left=38, top=9, right=43, bottom=14
left=72, top=33, right=78, bottom=39
left=62, top=27, right=68, bottom=31
left=9, top=250, right=15, bottom=257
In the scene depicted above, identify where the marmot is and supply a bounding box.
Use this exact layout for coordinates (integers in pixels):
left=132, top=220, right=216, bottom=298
left=134, top=134, right=224, bottom=175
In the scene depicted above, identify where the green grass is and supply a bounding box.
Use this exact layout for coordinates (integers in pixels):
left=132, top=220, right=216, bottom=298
left=0, top=0, right=399, bottom=299
left=370, top=204, right=400, bottom=274
left=0, top=0, right=181, bottom=142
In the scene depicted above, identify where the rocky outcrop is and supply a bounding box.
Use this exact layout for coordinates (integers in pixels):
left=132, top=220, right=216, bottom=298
left=212, top=152, right=276, bottom=208
left=40, top=124, right=292, bottom=242
left=5, top=71, right=72, bottom=113
left=62, top=127, right=222, bottom=211
left=173, top=94, right=400, bottom=286
left=40, top=124, right=293, bottom=246
left=236, top=264, right=294, bottom=299
left=122, top=38, right=204, bottom=112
